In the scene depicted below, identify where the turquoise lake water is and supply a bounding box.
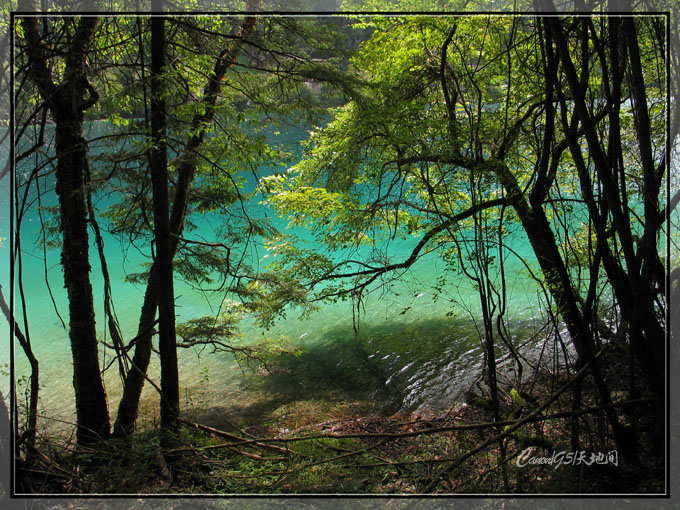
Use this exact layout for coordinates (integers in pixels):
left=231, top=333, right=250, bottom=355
left=2, top=120, right=557, bottom=433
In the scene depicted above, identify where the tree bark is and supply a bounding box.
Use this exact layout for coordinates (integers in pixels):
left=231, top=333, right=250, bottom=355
left=548, top=15, right=665, bottom=413
left=150, top=14, right=179, bottom=431
left=19, top=13, right=110, bottom=445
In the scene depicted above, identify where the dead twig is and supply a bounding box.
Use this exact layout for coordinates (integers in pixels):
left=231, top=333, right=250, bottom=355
left=177, top=418, right=290, bottom=455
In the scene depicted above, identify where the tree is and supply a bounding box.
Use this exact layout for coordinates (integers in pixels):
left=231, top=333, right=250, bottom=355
left=107, top=10, right=370, bottom=436
left=113, top=6, right=262, bottom=437
left=149, top=12, right=179, bottom=431
left=15, top=6, right=356, bottom=443
left=260, top=13, right=668, bottom=459
left=18, top=9, right=110, bottom=445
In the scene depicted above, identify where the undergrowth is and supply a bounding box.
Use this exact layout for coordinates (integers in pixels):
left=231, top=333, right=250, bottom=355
left=15, top=370, right=664, bottom=496
left=12, top=341, right=666, bottom=496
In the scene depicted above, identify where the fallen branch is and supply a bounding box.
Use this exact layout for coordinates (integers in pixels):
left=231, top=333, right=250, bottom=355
left=177, top=418, right=290, bottom=455
left=24, top=442, right=75, bottom=479
left=297, top=438, right=391, bottom=472
left=173, top=396, right=652, bottom=450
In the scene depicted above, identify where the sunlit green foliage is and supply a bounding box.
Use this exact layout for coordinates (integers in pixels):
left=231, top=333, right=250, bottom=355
left=8, top=6, right=675, bottom=495
left=259, top=14, right=667, bottom=318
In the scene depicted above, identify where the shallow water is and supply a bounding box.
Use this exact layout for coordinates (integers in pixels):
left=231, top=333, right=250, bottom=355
left=3, top=120, right=552, bottom=433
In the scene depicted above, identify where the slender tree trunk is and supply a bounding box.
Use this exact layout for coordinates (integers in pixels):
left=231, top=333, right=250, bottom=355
left=150, top=14, right=179, bottom=430
left=54, top=83, right=111, bottom=445
left=622, top=16, right=665, bottom=348
left=495, top=160, right=639, bottom=461
left=621, top=16, right=666, bottom=453
left=548, top=16, right=665, bottom=455
left=114, top=5, right=261, bottom=437
left=113, top=268, right=158, bottom=436
left=0, top=285, right=38, bottom=454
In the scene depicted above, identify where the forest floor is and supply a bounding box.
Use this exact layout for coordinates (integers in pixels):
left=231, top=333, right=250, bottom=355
left=15, top=346, right=665, bottom=496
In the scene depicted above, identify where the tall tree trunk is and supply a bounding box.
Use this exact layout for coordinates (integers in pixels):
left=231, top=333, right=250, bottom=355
left=621, top=16, right=666, bottom=453
left=548, top=16, right=665, bottom=453
left=54, top=25, right=110, bottom=445
left=114, top=5, right=261, bottom=437
left=19, top=12, right=110, bottom=445
left=495, top=160, right=639, bottom=461
left=150, top=14, right=179, bottom=430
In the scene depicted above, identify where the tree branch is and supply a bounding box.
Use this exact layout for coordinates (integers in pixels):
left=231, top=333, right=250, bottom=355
left=309, top=196, right=508, bottom=286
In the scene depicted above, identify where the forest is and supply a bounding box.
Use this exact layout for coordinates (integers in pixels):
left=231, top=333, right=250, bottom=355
left=1, top=0, right=678, bottom=499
